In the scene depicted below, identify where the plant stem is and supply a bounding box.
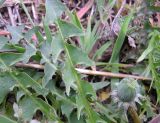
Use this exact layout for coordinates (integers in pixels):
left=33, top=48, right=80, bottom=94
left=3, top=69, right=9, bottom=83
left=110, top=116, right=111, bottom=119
left=56, top=21, right=96, bottom=123
left=19, top=0, right=35, bottom=26
left=15, top=63, right=152, bottom=81
left=128, top=106, right=141, bottom=123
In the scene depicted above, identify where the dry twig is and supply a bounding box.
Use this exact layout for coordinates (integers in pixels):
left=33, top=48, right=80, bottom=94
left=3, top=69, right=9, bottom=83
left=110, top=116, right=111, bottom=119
left=15, top=63, right=152, bottom=81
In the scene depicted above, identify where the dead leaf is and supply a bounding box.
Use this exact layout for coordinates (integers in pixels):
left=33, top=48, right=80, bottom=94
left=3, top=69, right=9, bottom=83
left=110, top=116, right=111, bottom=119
left=128, top=36, right=136, bottom=48
left=149, top=114, right=160, bottom=123
left=98, top=89, right=110, bottom=102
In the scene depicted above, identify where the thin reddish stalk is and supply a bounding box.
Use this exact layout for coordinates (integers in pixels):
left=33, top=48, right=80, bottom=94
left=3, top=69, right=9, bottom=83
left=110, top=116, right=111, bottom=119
left=77, top=0, right=94, bottom=19
left=0, top=30, right=11, bottom=36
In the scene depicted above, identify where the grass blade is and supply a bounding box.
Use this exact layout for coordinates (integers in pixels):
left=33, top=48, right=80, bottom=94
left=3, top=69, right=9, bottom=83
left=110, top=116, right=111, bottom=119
left=0, top=115, right=16, bottom=123
left=93, top=41, right=112, bottom=60
left=109, top=13, right=133, bottom=63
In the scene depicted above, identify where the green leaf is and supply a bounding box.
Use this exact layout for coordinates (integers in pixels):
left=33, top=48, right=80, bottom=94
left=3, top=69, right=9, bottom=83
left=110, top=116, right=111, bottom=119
left=0, top=53, right=22, bottom=66
left=11, top=73, right=59, bottom=121
left=67, top=11, right=83, bottom=29
left=66, top=43, right=94, bottom=66
left=45, top=80, right=57, bottom=93
left=96, top=0, right=105, bottom=21
left=61, top=102, right=75, bottom=119
left=19, top=0, right=34, bottom=26
left=91, top=81, right=110, bottom=91
left=76, top=95, right=84, bottom=120
left=11, top=45, right=25, bottom=53
left=147, top=30, right=160, bottom=103
left=40, top=35, right=63, bottom=63
left=14, top=72, right=48, bottom=96
left=40, top=41, right=52, bottom=61
left=44, top=24, right=52, bottom=43
left=0, top=59, right=8, bottom=70
left=93, top=41, right=112, bottom=60
left=137, top=46, right=153, bottom=63
left=96, top=0, right=105, bottom=14
left=81, top=81, right=97, bottom=99
left=95, top=102, right=117, bottom=122
left=58, top=19, right=98, bottom=123
left=62, top=58, right=76, bottom=95
left=0, top=115, right=16, bottom=123
left=45, top=0, right=65, bottom=24
left=137, top=31, right=159, bottom=62
left=43, top=62, right=56, bottom=87
left=0, top=72, right=17, bottom=104
left=7, top=25, right=25, bottom=44
left=22, top=45, right=37, bottom=63
left=69, top=112, right=85, bottom=123
left=35, top=31, right=44, bottom=44
left=85, top=109, right=102, bottom=123
left=19, top=96, right=40, bottom=120
left=58, top=20, right=84, bottom=38
left=24, top=27, right=39, bottom=41
left=0, top=36, right=8, bottom=49
left=16, top=90, right=25, bottom=102
left=109, top=12, right=133, bottom=89
left=34, top=98, right=58, bottom=121
left=77, top=96, right=101, bottom=123
left=109, top=13, right=133, bottom=63
left=82, top=19, right=100, bottom=53
left=19, top=96, right=58, bottom=121
left=40, top=41, right=57, bottom=86
left=0, top=44, right=16, bottom=52
left=0, top=53, right=22, bottom=71
left=51, top=35, right=64, bottom=62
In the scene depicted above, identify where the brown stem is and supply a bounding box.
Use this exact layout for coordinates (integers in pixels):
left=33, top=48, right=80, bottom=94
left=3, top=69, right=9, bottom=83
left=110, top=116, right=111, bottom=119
left=15, top=63, right=152, bottom=81
left=76, top=68, right=151, bottom=81
left=128, top=106, right=141, bottom=123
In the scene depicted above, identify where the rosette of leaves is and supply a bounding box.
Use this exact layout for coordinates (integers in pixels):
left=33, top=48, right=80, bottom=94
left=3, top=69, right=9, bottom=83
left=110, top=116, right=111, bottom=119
left=0, top=0, right=110, bottom=122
